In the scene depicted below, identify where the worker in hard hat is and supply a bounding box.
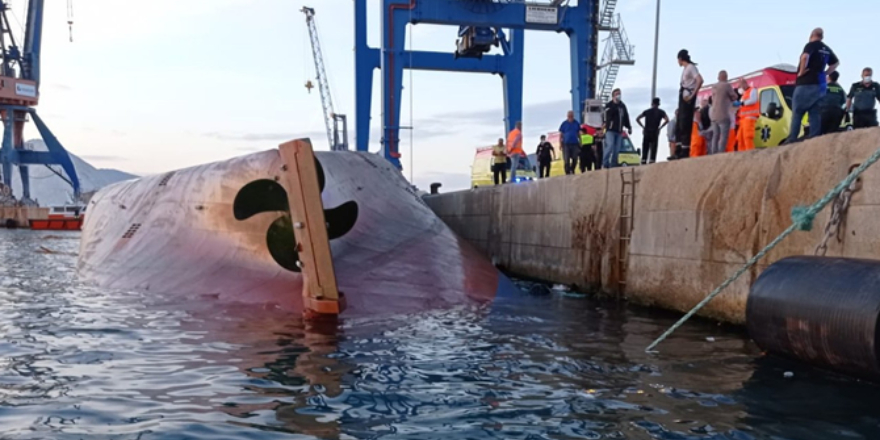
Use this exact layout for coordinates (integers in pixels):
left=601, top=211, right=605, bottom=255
left=736, top=78, right=759, bottom=151
left=492, top=138, right=507, bottom=185
left=507, top=121, right=530, bottom=182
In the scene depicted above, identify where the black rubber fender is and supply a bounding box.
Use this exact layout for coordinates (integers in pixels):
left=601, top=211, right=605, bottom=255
left=747, top=256, right=880, bottom=379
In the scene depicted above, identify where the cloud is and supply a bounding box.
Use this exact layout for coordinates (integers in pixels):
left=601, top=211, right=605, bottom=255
left=45, top=83, right=72, bottom=92
left=80, top=154, right=128, bottom=162
left=205, top=131, right=327, bottom=142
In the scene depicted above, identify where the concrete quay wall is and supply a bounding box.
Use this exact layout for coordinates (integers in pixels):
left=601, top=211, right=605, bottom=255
left=425, top=128, right=880, bottom=324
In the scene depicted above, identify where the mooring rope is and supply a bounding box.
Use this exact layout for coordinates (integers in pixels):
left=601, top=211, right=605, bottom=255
left=645, top=144, right=880, bottom=353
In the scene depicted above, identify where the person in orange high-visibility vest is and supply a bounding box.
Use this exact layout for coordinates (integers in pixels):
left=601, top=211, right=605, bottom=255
left=736, top=79, right=760, bottom=151
left=689, top=98, right=710, bottom=158
left=506, top=121, right=531, bottom=182
left=726, top=103, right=739, bottom=152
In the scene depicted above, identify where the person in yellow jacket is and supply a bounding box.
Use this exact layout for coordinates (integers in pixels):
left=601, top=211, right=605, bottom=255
left=578, top=126, right=597, bottom=172
left=736, top=78, right=759, bottom=151
left=506, top=121, right=531, bottom=182
left=491, top=138, right=508, bottom=185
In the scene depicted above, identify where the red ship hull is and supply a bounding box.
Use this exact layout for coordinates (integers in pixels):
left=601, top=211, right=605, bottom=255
left=77, top=147, right=505, bottom=316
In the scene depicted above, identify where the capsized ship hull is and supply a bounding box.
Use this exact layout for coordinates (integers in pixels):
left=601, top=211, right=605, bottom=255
left=77, top=148, right=503, bottom=315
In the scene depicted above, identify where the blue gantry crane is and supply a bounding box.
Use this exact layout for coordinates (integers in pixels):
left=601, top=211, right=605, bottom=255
left=353, top=0, right=634, bottom=169
left=0, top=0, right=79, bottom=203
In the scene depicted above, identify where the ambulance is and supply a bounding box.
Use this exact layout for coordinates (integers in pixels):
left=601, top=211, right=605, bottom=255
left=470, top=146, right=537, bottom=188
left=696, top=63, right=851, bottom=148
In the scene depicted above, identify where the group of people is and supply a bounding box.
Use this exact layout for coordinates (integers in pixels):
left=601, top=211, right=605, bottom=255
left=556, top=92, right=635, bottom=175
left=672, top=69, right=763, bottom=158
left=489, top=27, right=880, bottom=186
left=491, top=121, right=531, bottom=185
left=669, top=28, right=880, bottom=159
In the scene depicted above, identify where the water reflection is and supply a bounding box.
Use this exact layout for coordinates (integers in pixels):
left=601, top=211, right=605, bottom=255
left=0, top=231, right=879, bottom=439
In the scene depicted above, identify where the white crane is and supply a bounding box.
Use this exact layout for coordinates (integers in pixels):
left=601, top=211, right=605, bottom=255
left=301, top=6, right=348, bottom=151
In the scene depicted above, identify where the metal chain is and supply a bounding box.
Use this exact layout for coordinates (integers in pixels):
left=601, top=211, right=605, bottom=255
left=815, top=173, right=861, bottom=256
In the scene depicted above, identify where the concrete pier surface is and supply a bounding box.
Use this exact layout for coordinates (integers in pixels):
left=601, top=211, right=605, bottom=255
left=425, top=128, right=880, bottom=324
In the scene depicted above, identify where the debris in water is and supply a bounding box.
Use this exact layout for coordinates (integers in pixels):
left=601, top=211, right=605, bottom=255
left=552, top=284, right=570, bottom=292
left=528, top=284, right=552, bottom=296
left=784, top=371, right=794, bottom=379
left=706, top=337, right=716, bottom=342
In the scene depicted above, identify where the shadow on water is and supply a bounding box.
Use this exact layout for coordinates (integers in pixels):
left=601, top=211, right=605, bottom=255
left=1, top=231, right=880, bottom=439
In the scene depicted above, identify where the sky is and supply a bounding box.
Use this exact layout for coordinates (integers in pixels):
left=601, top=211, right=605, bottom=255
left=23, top=0, right=879, bottom=191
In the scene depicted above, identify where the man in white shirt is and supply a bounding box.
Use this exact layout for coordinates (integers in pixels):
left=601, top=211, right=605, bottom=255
left=676, top=49, right=703, bottom=155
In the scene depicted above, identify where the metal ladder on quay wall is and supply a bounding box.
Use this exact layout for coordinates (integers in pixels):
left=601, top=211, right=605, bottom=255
left=617, top=168, right=637, bottom=293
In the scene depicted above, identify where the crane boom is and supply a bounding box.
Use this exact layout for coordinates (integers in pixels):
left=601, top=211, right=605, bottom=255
left=301, top=6, right=348, bottom=151
left=23, top=0, right=43, bottom=84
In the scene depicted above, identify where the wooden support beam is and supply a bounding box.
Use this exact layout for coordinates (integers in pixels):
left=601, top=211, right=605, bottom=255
left=278, top=138, right=346, bottom=318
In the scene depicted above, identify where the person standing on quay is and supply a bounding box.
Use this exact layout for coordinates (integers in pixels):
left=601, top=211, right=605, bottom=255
left=535, top=135, right=555, bottom=178
left=787, top=27, right=839, bottom=143
left=667, top=109, right=678, bottom=160
left=507, top=121, right=530, bottom=182
left=603, top=89, right=632, bottom=169
left=820, top=71, right=847, bottom=134
left=676, top=49, right=703, bottom=154
left=689, top=98, right=711, bottom=158
left=558, top=111, right=581, bottom=175
left=579, top=125, right=597, bottom=172
left=636, top=97, right=669, bottom=164
left=847, top=67, right=880, bottom=129
left=737, top=78, right=760, bottom=151
left=709, top=70, right=738, bottom=155
left=492, top=138, right=507, bottom=185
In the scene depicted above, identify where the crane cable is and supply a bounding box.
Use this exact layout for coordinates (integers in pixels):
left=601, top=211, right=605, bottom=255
left=67, top=0, right=73, bottom=42
left=408, top=6, right=414, bottom=183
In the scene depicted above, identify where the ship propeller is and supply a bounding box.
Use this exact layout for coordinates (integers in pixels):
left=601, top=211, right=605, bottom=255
left=233, top=158, right=358, bottom=272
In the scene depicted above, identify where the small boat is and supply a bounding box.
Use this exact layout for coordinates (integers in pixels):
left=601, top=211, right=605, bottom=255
left=29, top=204, right=85, bottom=230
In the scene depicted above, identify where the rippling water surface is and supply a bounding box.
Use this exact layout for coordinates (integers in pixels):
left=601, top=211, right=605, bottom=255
left=1, top=230, right=879, bottom=439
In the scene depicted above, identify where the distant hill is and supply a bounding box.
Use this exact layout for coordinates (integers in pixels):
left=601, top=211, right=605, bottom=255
left=7, top=139, right=137, bottom=206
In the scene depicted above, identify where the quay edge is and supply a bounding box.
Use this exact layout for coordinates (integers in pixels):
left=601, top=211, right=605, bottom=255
left=424, top=128, right=880, bottom=325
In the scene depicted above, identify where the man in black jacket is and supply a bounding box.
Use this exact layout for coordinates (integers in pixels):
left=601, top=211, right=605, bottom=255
left=603, top=88, right=632, bottom=169
left=535, top=135, right=555, bottom=178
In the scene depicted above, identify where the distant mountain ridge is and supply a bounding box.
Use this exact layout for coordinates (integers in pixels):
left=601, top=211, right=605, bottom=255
left=7, top=139, right=137, bottom=206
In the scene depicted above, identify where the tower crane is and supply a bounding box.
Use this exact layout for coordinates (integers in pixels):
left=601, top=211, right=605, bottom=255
left=301, top=6, right=348, bottom=151
left=0, top=0, right=79, bottom=203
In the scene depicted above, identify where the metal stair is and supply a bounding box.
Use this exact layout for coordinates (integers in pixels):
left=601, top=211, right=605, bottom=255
left=596, top=0, right=635, bottom=103
left=597, top=0, right=617, bottom=30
